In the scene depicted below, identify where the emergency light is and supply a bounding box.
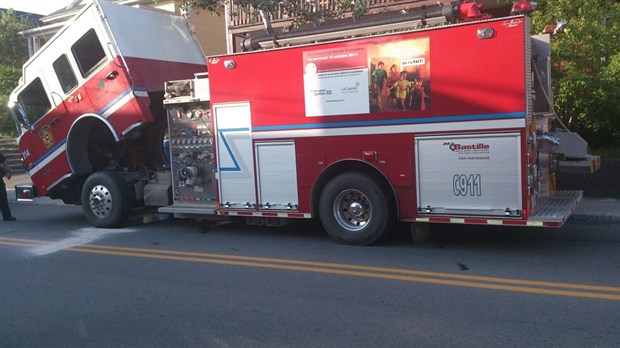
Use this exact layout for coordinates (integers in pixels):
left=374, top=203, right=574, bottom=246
left=511, top=0, right=537, bottom=15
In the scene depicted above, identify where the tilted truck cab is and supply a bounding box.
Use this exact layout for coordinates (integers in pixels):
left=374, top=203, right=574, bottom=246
left=9, top=0, right=205, bottom=226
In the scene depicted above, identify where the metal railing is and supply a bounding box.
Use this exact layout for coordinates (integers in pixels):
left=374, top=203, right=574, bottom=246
left=227, top=0, right=430, bottom=28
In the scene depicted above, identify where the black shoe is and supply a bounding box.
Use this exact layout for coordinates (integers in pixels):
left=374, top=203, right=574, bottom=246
left=3, top=217, right=16, bottom=221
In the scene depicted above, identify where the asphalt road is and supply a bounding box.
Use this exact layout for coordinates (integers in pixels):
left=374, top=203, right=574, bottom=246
left=1, top=200, right=619, bottom=347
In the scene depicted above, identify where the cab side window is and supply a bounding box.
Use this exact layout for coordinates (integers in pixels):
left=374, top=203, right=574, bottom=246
left=53, top=54, right=78, bottom=94
left=72, top=28, right=106, bottom=77
left=18, top=78, right=51, bottom=126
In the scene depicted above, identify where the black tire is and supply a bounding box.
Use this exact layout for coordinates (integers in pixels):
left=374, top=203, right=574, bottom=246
left=319, top=171, right=394, bottom=245
left=81, top=171, right=132, bottom=228
left=410, top=222, right=431, bottom=244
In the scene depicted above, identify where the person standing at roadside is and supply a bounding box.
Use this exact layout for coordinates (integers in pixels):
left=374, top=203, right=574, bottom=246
left=0, top=151, right=16, bottom=221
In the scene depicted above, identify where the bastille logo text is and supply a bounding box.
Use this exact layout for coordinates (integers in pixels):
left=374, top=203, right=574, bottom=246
left=444, top=142, right=490, bottom=152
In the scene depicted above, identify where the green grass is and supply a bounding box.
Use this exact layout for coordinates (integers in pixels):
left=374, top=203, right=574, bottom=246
left=590, top=147, right=620, bottom=159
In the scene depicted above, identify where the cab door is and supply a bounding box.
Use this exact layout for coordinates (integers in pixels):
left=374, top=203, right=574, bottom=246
left=70, top=27, right=133, bottom=134
left=57, top=7, right=132, bottom=137
left=14, top=74, right=73, bottom=194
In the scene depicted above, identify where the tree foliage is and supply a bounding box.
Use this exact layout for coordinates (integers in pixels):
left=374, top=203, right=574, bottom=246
left=0, top=10, right=36, bottom=136
left=277, top=0, right=370, bottom=28
left=531, top=0, right=620, bottom=148
left=0, top=65, right=21, bottom=136
left=0, top=9, right=34, bottom=66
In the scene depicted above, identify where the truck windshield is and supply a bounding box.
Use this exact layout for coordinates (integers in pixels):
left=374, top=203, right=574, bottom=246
left=15, top=77, right=51, bottom=127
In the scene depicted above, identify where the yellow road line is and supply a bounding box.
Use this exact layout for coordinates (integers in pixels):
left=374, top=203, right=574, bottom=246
left=3, top=237, right=617, bottom=292
left=1, top=237, right=619, bottom=300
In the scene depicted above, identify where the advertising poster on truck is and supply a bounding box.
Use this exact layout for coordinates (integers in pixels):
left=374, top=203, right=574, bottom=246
left=303, top=46, right=369, bottom=116
left=303, top=37, right=430, bottom=117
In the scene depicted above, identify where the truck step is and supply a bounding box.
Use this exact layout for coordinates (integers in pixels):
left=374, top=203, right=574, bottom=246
left=530, top=190, right=583, bottom=224
left=159, top=204, right=217, bottom=217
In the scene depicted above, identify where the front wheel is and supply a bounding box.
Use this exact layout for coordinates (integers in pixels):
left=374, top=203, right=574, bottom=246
left=81, top=171, right=133, bottom=228
left=319, top=171, right=394, bottom=245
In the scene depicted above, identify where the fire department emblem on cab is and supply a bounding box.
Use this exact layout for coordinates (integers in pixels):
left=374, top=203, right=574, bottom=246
left=39, top=125, right=54, bottom=149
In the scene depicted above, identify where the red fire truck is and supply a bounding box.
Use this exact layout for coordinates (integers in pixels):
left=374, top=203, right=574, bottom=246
left=9, top=0, right=600, bottom=244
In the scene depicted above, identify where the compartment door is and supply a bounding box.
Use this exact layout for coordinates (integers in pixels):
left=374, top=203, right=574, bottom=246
left=214, top=102, right=256, bottom=209
left=416, top=133, right=523, bottom=217
left=256, top=142, right=299, bottom=211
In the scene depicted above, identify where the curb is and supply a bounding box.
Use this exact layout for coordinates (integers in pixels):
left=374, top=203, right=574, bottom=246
left=568, top=213, right=620, bottom=225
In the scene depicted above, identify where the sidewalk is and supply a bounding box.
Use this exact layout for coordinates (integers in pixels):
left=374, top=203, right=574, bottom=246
left=6, top=173, right=32, bottom=187
left=4, top=173, right=620, bottom=223
left=568, top=196, right=620, bottom=224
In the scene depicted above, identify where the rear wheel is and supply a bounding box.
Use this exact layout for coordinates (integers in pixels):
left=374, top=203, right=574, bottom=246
left=410, top=222, right=431, bottom=244
left=319, top=171, right=394, bottom=245
left=81, top=171, right=132, bottom=228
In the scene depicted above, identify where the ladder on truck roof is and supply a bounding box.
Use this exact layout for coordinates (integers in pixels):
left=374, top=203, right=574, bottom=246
left=240, top=2, right=486, bottom=51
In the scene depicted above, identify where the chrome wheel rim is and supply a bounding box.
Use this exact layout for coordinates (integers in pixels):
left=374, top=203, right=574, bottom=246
left=89, top=185, right=112, bottom=217
left=333, top=189, right=371, bottom=232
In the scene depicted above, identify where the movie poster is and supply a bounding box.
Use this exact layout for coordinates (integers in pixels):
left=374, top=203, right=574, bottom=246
left=303, top=37, right=430, bottom=117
